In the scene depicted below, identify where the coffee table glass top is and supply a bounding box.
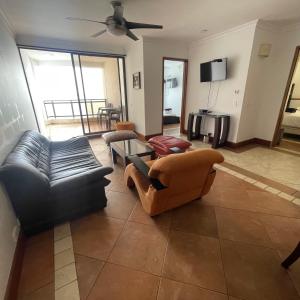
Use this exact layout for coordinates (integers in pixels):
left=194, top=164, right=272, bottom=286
left=111, top=139, right=154, bottom=156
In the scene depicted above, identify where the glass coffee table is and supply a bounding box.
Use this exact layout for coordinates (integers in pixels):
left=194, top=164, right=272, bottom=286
left=110, top=139, right=156, bottom=166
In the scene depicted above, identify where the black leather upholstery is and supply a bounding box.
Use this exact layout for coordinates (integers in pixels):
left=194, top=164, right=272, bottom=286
left=0, top=130, right=113, bottom=235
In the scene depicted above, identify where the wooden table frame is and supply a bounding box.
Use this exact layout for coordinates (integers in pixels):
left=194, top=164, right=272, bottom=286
left=110, top=139, right=156, bottom=166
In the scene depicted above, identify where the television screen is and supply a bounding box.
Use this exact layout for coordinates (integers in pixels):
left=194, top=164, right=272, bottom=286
left=200, top=58, right=227, bottom=82
left=200, top=61, right=212, bottom=82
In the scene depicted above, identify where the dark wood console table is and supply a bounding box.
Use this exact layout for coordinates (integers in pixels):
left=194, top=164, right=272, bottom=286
left=187, top=112, right=230, bottom=148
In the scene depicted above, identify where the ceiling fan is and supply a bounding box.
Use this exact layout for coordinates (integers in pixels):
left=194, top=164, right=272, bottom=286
left=66, top=0, right=163, bottom=41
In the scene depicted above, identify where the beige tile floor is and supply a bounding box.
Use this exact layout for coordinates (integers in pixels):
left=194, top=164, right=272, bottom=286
left=163, top=125, right=300, bottom=191
left=16, top=137, right=300, bottom=300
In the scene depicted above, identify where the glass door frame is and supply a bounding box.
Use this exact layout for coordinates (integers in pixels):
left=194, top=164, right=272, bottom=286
left=18, top=44, right=128, bottom=137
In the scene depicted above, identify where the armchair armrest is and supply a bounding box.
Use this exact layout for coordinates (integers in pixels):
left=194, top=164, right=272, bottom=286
left=128, top=155, right=166, bottom=190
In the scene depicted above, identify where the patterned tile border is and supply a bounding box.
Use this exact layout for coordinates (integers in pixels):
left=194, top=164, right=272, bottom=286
left=54, top=223, right=80, bottom=300
left=214, top=164, right=300, bottom=206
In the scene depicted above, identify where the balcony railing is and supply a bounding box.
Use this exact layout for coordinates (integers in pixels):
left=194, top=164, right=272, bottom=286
left=43, top=99, right=107, bottom=119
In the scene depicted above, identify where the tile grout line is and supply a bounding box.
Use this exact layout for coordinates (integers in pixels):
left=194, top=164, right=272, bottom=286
left=215, top=164, right=300, bottom=205
left=54, top=222, right=80, bottom=300
left=84, top=204, right=136, bottom=299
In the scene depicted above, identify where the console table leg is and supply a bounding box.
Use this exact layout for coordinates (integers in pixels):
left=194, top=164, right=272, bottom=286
left=150, top=152, right=156, bottom=160
left=187, top=113, right=194, bottom=141
left=219, top=116, right=230, bottom=146
left=195, top=116, right=202, bottom=139
left=212, top=118, right=222, bottom=148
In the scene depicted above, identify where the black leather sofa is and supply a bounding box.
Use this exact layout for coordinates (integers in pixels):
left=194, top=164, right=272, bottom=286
left=0, top=130, right=113, bottom=235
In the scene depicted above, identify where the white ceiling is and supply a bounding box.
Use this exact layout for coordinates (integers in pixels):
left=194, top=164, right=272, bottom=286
left=1, top=0, right=300, bottom=48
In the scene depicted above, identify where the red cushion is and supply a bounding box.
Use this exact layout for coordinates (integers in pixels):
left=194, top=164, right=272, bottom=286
left=148, top=136, right=191, bottom=156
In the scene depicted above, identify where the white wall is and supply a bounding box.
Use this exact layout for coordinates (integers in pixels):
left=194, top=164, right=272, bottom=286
left=143, top=38, right=188, bottom=135
left=246, top=23, right=300, bottom=141
left=103, top=58, right=120, bottom=108
left=164, top=61, right=184, bottom=117
left=186, top=22, right=256, bottom=142
left=237, top=23, right=281, bottom=141
left=0, top=14, right=38, bottom=299
left=16, top=34, right=126, bottom=56
left=125, top=40, right=145, bottom=134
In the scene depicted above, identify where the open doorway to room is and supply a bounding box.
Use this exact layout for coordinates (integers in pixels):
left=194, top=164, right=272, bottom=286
left=273, top=46, right=300, bottom=153
left=162, top=58, right=188, bottom=137
left=19, top=47, right=127, bottom=141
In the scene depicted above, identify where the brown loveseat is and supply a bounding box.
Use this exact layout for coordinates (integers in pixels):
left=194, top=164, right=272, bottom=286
left=124, top=148, right=224, bottom=215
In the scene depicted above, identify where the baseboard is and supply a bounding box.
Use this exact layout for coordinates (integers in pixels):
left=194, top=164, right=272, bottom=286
left=253, top=138, right=271, bottom=147
left=137, top=130, right=271, bottom=148
left=4, top=231, right=26, bottom=300
left=135, top=131, right=162, bottom=141
left=225, top=138, right=271, bottom=148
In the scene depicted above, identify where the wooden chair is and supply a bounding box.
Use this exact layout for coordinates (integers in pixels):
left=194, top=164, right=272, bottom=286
left=281, top=242, right=300, bottom=269
left=108, top=106, right=122, bottom=130
left=97, top=102, right=113, bottom=129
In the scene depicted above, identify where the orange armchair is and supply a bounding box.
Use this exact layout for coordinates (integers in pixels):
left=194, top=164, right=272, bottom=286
left=124, top=149, right=224, bottom=216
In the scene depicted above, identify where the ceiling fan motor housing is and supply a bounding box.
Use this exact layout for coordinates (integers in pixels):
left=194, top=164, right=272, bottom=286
left=106, top=16, right=127, bottom=36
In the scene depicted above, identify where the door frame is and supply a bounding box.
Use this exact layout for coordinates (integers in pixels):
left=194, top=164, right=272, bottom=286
left=162, top=57, right=188, bottom=134
left=271, top=46, right=300, bottom=146
left=18, top=45, right=127, bottom=137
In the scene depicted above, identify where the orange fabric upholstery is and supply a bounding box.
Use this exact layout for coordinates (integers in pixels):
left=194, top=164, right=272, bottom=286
left=124, top=148, right=224, bottom=215
left=115, top=121, right=135, bottom=131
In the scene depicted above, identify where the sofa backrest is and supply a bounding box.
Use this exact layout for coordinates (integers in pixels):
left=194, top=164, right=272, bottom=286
left=148, top=149, right=224, bottom=193
left=3, top=130, right=51, bottom=180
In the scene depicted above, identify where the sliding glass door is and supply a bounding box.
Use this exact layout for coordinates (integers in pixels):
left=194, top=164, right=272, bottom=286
left=19, top=47, right=127, bottom=140
left=73, top=55, right=127, bottom=134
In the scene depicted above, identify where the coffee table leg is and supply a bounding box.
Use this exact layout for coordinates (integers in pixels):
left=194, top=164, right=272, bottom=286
left=125, top=156, right=130, bottom=166
left=111, top=148, right=118, bottom=164
left=150, top=152, right=156, bottom=160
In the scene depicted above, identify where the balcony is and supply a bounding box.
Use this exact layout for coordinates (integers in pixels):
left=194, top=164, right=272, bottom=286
left=43, top=99, right=120, bottom=140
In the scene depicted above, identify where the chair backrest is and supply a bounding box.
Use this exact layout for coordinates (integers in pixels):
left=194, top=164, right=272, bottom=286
left=148, top=149, right=224, bottom=194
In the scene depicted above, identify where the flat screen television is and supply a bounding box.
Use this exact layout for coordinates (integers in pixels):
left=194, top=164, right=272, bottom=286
left=200, top=58, right=227, bottom=82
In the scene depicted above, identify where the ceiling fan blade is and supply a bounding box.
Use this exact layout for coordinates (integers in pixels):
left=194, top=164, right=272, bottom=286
left=126, top=30, right=139, bottom=41
left=91, top=29, right=107, bottom=38
left=126, top=21, right=163, bottom=30
left=66, top=17, right=107, bottom=25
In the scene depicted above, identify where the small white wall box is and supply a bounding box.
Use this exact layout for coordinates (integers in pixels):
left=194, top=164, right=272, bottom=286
left=258, top=43, right=272, bottom=57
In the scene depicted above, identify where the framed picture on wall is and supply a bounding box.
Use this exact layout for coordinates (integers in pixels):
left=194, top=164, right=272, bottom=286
left=133, top=72, right=141, bottom=89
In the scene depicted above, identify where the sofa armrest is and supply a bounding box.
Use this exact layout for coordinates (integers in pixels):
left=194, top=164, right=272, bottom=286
left=0, top=164, right=51, bottom=218
left=128, top=155, right=166, bottom=190
left=51, top=166, right=113, bottom=193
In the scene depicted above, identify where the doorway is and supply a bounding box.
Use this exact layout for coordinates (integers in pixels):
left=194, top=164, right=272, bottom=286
left=19, top=47, right=127, bottom=141
left=162, top=58, right=188, bottom=137
left=273, top=46, right=300, bottom=153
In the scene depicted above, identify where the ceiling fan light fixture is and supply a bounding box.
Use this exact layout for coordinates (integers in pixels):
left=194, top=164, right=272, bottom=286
left=66, top=0, right=163, bottom=41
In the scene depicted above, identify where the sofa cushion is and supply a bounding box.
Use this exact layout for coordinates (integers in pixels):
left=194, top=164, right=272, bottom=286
left=102, top=130, right=137, bottom=145
left=50, top=136, right=102, bottom=182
